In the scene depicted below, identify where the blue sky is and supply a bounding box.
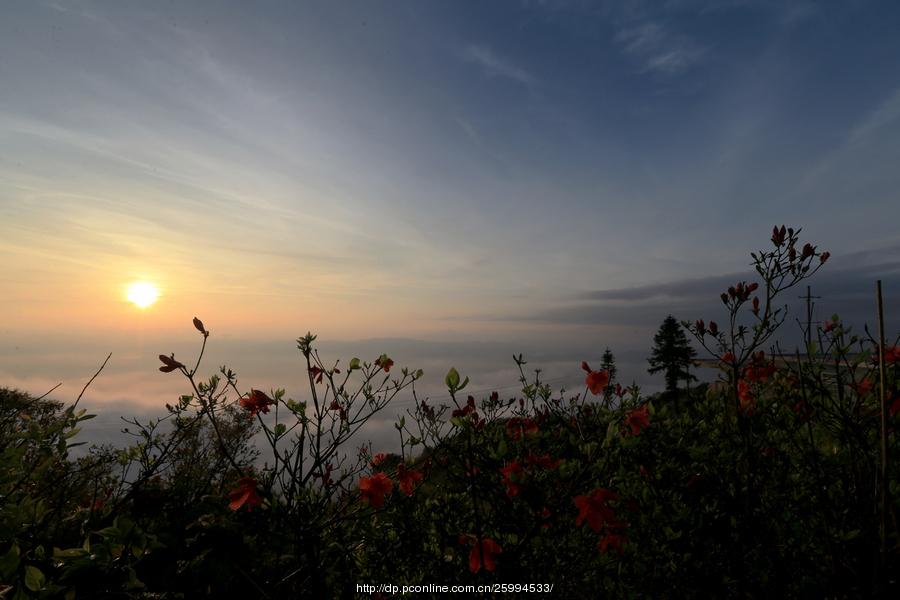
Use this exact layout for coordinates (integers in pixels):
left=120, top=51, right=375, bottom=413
left=2, top=1, right=899, bottom=436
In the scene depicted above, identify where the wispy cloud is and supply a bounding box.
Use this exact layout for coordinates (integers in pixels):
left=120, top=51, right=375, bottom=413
left=615, top=21, right=705, bottom=75
left=523, top=247, right=900, bottom=335
left=461, top=44, right=536, bottom=85
left=848, top=86, right=900, bottom=144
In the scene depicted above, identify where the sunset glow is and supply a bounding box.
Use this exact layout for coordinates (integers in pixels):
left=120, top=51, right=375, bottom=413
left=126, top=282, right=160, bottom=309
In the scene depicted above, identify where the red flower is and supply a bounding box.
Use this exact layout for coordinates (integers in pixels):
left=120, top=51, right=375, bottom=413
left=854, top=378, right=873, bottom=397
left=375, top=354, right=394, bottom=372
left=623, top=404, right=650, bottom=436
left=883, top=345, right=900, bottom=364
left=574, top=488, right=619, bottom=534
left=598, top=532, right=625, bottom=555
left=708, top=321, right=718, bottom=336
left=328, top=399, right=348, bottom=421
left=309, top=366, right=325, bottom=384
left=526, top=453, right=561, bottom=470
left=772, top=225, right=787, bottom=247
left=240, top=389, right=273, bottom=416
left=890, top=396, right=900, bottom=418
left=371, top=453, right=388, bottom=467
left=505, top=417, right=539, bottom=440
left=467, top=537, right=502, bottom=573
left=722, top=352, right=735, bottom=363
left=396, top=463, right=423, bottom=496
left=742, top=355, right=775, bottom=383
left=581, top=362, right=610, bottom=395
left=228, top=477, right=261, bottom=512
left=499, top=461, right=524, bottom=497
left=158, top=354, right=185, bottom=373
left=738, top=380, right=755, bottom=415
left=452, top=396, right=477, bottom=418
left=359, top=472, right=393, bottom=508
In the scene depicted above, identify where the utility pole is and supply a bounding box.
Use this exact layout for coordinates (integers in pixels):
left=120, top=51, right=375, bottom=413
left=798, top=285, right=821, bottom=351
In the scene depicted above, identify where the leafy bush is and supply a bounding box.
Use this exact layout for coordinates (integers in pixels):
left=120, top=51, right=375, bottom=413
left=2, top=226, right=898, bottom=598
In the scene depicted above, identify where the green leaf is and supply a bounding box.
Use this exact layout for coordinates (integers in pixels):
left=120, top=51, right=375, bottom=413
left=0, top=544, right=19, bottom=580
left=445, top=368, right=460, bottom=391
left=274, top=423, right=286, bottom=437
left=24, top=565, right=45, bottom=592
left=53, top=547, right=89, bottom=559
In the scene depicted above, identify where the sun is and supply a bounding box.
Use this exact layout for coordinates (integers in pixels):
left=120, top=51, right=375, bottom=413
left=127, top=282, right=160, bottom=309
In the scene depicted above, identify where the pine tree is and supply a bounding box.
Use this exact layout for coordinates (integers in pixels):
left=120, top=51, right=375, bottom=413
left=648, top=315, right=697, bottom=397
left=599, top=347, right=617, bottom=397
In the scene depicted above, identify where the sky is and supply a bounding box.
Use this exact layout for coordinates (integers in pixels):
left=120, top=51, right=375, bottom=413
left=2, top=0, right=900, bottom=448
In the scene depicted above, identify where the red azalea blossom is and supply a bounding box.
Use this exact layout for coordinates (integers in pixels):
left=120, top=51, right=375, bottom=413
left=738, top=380, right=756, bottom=415
left=882, top=345, right=900, bottom=363
left=452, top=396, right=478, bottom=418
left=599, top=532, right=625, bottom=555
left=772, top=225, right=787, bottom=246
left=854, top=378, right=873, bottom=396
left=792, top=399, right=812, bottom=422
left=375, top=354, right=394, bottom=372
left=623, top=404, right=650, bottom=436
left=499, top=461, right=524, bottom=497
left=526, top=453, right=561, bottom=470
left=359, top=472, right=393, bottom=508
left=721, top=352, right=735, bottom=363
left=371, top=453, right=388, bottom=467
left=581, top=362, right=611, bottom=395
left=308, top=366, right=325, bottom=384
left=396, top=463, right=423, bottom=496
left=467, top=538, right=502, bottom=573
left=313, top=463, right=334, bottom=487
left=889, top=396, right=900, bottom=417
left=158, top=354, right=185, bottom=373
left=505, top=417, right=539, bottom=440
left=574, top=488, right=619, bottom=534
left=743, top=357, right=775, bottom=383
left=240, top=389, right=273, bottom=416
left=228, top=477, right=261, bottom=512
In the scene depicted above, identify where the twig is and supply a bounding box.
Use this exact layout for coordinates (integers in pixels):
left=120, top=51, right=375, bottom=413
left=73, top=352, right=112, bottom=410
